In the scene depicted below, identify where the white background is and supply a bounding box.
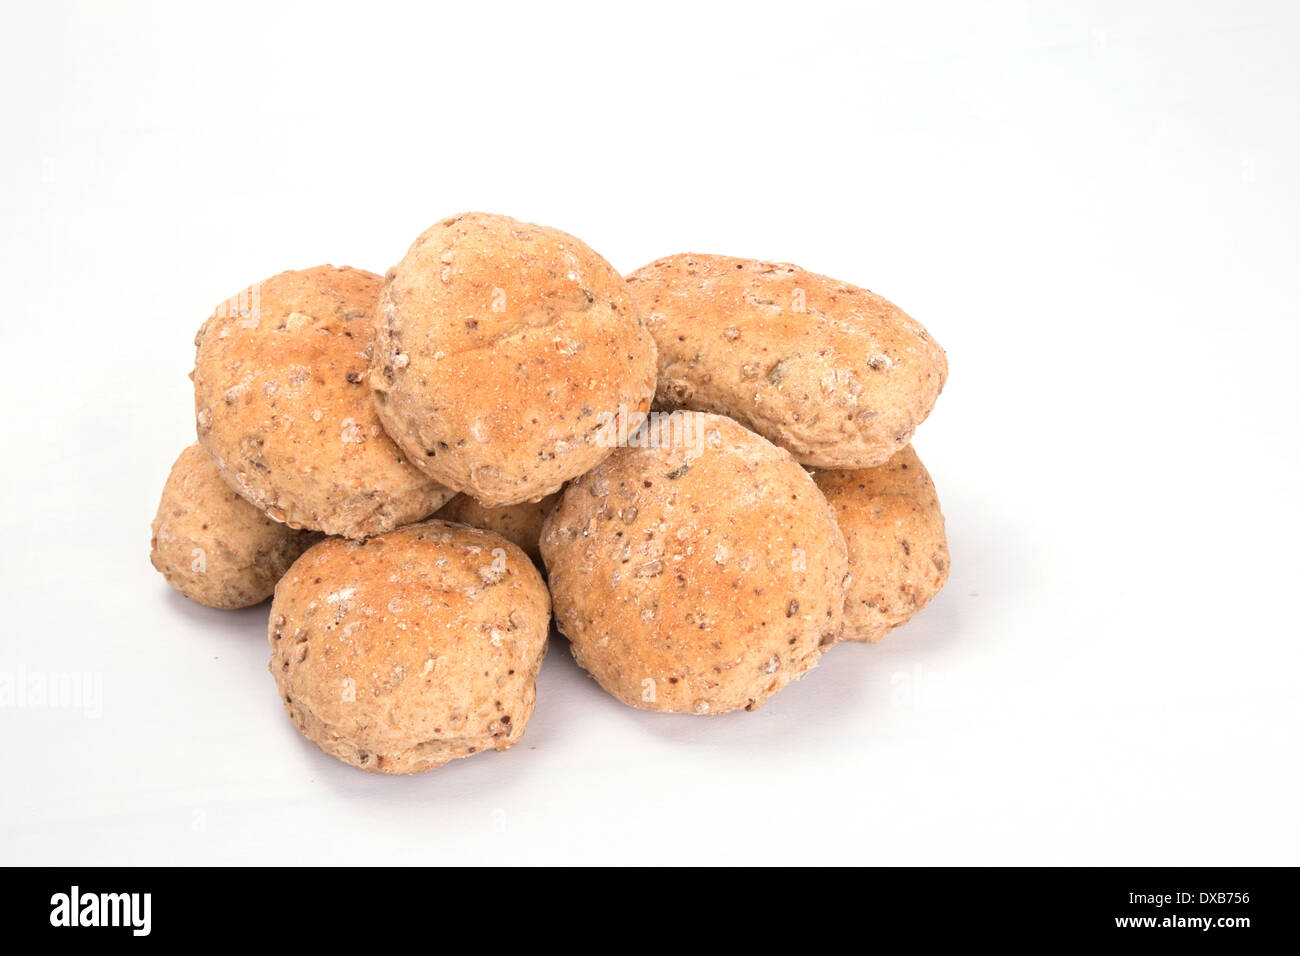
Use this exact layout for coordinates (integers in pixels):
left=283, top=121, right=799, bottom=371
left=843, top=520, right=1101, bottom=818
left=2, top=0, right=1297, bottom=866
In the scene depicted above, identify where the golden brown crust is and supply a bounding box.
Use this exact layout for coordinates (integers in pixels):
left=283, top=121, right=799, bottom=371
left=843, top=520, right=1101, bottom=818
left=150, top=444, right=315, bottom=609
left=370, top=213, right=658, bottom=506
left=193, top=265, right=453, bottom=539
left=540, top=411, right=848, bottom=715
left=268, top=521, right=551, bottom=774
left=625, top=254, right=947, bottom=468
left=435, top=492, right=561, bottom=564
left=813, top=445, right=949, bottom=642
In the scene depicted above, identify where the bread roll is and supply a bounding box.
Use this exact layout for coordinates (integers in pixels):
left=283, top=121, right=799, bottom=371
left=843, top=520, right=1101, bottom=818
left=814, top=445, right=949, bottom=642
left=151, top=444, right=315, bottom=609
left=626, top=254, right=946, bottom=468
left=435, top=492, right=561, bottom=564
left=370, top=212, right=657, bottom=505
left=269, top=521, right=551, bottom=774
left=193, top=265, right=453, bottom=539
left=541, top=411, right=848, bottom=715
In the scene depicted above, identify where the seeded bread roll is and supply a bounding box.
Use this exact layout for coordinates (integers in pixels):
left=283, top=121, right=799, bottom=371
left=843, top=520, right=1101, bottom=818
left=269, top=521, right=551, bottom=774
left=370, top=212, right=658, bottom=506
left=541, top=410, right=848, bottom=715
left=814, top=445, right=950, bottom=642
left=625, top=254, right=947, bottom=468
left=193, top=265, right=453, bottom=539
left=435, top=492, right=561, bottom=564
left=150, top=444, right=315, bottom=609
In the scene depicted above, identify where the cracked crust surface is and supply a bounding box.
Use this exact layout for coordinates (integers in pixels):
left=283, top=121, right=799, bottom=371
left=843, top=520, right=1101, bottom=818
left=626, top=254, right=947, bottom=468
left=370, top=212, right=658, bottom=506
left=814, top=445, right=949, bottom=642
left=150, top=444, right=316, bottom=609
left=193, top=265, right=453, bottom=539
left=540, top=411, right=848, bottom=715
left=268, top=520, right=551, bottom=774
left=435, top=492, right=561, bottom=564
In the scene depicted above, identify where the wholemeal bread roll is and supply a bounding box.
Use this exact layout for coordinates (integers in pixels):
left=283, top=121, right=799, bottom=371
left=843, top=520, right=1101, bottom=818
left=541, top=410, right=848, bottom=715
left=435, top=492, right=561, bottom=564
left=625, top=254, right=947, bottom=468
left=370, top=212, right=658, bottom=506
left=150, top=444, right=315, bottom=609
left=269, top=521, right=551, bottom=774
left=814, top=445, right=950, bottom=642
left=193, top=265, right=453, bottom=539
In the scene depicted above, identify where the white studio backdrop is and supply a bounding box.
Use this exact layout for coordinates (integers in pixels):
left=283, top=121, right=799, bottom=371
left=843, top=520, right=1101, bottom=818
left=1, top=0, right=1297, bottom=864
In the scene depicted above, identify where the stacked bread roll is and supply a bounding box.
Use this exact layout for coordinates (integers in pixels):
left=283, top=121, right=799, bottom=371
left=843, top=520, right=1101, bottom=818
left=151, top=212, right=950, bottom=773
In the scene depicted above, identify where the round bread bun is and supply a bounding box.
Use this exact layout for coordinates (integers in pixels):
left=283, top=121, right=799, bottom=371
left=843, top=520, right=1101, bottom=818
left=150, top=444, right=315, bottom=609
left=540, top=410, right=848, bottom=715
left=268, top=521, right=551, bottom=774
left=435, top=492, right=561, bottom=564
left=813, top=445, right=949, bottom=642
left=370, top=212, right=658, bottom=506
left=625, top=254, right=947, bottom=469
left=193, top=265, right=453, bottom=539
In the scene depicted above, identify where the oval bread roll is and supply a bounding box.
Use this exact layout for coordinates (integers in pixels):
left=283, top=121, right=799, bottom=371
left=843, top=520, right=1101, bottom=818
left=626, top=254, right=947, bottom=468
